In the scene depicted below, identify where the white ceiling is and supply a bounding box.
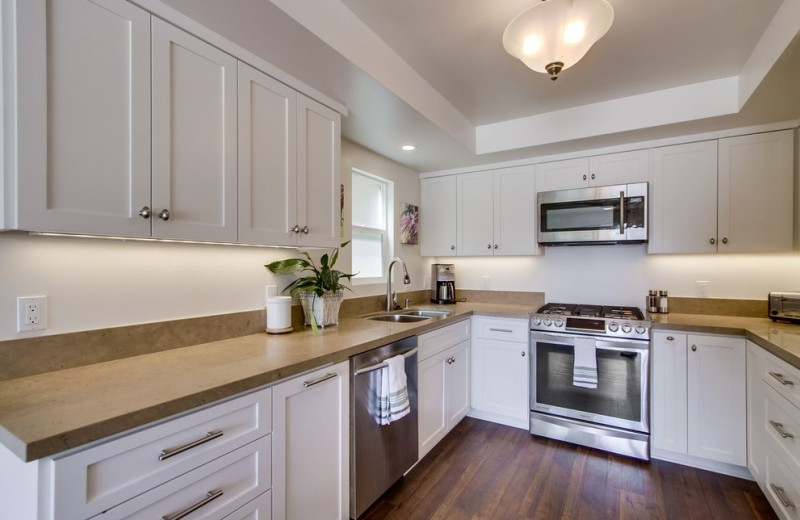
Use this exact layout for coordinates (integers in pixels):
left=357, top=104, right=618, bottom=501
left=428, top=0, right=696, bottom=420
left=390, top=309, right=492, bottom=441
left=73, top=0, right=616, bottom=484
left=162, top=0, right=800, bottom=172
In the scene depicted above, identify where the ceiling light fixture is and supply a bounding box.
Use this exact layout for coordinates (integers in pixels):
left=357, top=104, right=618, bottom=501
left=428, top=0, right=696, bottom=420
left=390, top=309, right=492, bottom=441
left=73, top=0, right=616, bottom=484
left=503, top=0, right=614, bottom=81
left=401, top=144, right=416, bottom=151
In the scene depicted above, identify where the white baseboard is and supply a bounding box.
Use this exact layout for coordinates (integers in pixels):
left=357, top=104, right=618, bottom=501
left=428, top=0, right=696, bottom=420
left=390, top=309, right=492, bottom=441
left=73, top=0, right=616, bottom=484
left=651, top=448, right=753, bottom=480
left=467, top=409, right=528, bottom=430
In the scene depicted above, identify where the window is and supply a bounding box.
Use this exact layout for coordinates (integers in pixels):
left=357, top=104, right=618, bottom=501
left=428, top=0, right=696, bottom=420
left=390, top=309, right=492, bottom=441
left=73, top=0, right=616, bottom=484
left=351, top=169, right=393, bottom=282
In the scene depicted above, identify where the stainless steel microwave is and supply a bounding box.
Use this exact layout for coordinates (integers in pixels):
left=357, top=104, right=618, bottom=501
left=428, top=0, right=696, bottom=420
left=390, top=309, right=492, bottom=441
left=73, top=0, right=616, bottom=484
left=537, top=182, right=648, bottom=245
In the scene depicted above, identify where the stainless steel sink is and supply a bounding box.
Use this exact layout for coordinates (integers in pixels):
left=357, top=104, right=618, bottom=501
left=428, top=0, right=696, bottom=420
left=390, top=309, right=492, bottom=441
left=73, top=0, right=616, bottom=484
left=363, top=314, right=430, bottom=323
left=398, top=309, right=452, bottom=318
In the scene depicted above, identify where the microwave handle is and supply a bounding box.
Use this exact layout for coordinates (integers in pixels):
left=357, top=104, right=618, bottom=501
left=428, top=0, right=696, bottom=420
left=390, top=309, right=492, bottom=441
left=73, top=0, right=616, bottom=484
left=619, top=191, right=625, bottom=235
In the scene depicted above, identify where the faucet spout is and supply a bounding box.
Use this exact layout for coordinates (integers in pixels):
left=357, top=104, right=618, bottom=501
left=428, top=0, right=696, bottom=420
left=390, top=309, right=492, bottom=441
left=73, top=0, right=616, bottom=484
left=386, top=257, right=411, bottom=311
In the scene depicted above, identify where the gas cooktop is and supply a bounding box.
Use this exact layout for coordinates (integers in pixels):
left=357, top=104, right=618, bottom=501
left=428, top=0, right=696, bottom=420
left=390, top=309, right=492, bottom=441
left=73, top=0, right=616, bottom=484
left=531, top=303, right=650, bottom=340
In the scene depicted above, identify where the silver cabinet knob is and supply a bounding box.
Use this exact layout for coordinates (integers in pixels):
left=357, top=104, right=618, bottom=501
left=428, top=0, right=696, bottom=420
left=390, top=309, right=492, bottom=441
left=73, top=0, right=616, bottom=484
left=582, top=174, right=587, bottom=180
left=302, top=226, right=309, bottom=234
left=157, top=209, right=170, bottom=221
left=591, top=173, right=596, bottom=180
left=722, top=237, right=728, bottom=244
left=494, top=244, right=498, bottom=249
left=666, top=336, right=674, bottom=341
left=138, top=206, right=151, bottom=219
left=709, top=238, right=716, bottom=245
left=450, top=245, right=455, bottom=250
left=521, top=351, right=526, bottom=357
left=487, top=244, right=492, bottom=249
left=291, top=225, right=300, bottom=234
left=691, top=345, right=697, bottom=352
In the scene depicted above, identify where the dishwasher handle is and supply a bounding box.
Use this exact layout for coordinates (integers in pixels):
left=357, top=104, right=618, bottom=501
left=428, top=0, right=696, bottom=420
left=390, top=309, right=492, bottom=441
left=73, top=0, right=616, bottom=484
left=354, top=347, right=418, bottom=376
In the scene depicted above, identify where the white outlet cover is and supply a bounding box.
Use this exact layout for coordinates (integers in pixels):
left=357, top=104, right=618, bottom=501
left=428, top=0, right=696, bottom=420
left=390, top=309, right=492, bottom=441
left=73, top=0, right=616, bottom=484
left=17, top=296, right=47, bottom=332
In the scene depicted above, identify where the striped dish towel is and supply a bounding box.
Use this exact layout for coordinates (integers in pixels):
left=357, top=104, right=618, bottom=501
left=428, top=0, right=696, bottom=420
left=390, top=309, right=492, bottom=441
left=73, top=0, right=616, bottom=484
left=573, top=337, right=598, bottom=389
left=375, top=354, right=410, bottom=425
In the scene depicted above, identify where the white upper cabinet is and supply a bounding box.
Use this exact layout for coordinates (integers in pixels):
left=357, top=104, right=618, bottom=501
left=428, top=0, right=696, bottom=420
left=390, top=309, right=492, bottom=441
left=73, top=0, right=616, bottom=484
left=238, top=62, right=297, bottom=245
left=151, top=19, right=238, bottom=242
left=11, top=0, right=152, bottom=236
left=718, top=130, right=794, bottom=253
left=534, top=150, right=649, bottom=192
left=456, top=171, right=494, bottom=256
left=649, top=140, right=718, bottom=254
left=297, top=95, right=342, bottom=248
left=420, top=176, right=458, bottom=256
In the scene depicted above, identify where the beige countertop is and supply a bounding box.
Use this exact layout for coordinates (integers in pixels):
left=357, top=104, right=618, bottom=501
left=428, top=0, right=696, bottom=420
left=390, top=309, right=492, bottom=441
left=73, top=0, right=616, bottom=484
left=0, top=302, right=534, bottom=462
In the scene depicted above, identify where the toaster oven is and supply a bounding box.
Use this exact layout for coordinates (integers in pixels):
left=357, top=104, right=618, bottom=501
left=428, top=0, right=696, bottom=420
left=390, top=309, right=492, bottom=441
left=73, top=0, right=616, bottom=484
left=769, top=292, right=800, bottom=323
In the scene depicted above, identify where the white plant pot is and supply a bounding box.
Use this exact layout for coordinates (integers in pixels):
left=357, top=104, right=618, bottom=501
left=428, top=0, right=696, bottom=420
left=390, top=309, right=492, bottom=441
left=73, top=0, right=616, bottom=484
left=298, top=291, right=344, bottom=327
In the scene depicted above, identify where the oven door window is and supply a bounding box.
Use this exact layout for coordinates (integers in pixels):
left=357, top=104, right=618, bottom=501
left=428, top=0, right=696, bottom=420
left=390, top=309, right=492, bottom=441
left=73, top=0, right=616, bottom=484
left=535, top=342, right=642, bottom=423
left=540, top=199, right=621, bottom=233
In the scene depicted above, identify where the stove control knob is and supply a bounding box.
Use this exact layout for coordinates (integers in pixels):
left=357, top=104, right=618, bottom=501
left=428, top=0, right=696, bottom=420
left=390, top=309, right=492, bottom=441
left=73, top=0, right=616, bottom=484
left=635, top=324, right=647, bottom=335
left=608, top=322, right=619, bottom=332
left=543, top=317, right=552, bottom=326
left=621, top=323, right=633, bottom=333
left=554, top=318, right=564, bottom=328
left=532, top=316, right=542, bottom=326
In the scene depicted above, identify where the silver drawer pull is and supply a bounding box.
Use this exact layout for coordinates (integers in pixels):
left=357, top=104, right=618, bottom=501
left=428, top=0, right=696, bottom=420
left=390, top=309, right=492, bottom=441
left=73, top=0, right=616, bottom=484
left=770, top=372, right=795, bottom=386
left=769, top=420, right=795, bottom=439
left=159, top=430, right=223, bottom=461
left=162, top=489, right=224, bottom=520
left=489, top=328, right=513, bottom=333
left=303, top=372, right=337, bottom=388
left=770, top=484, right=796, bottom=509
left=665, top=336, right=675, bottom=341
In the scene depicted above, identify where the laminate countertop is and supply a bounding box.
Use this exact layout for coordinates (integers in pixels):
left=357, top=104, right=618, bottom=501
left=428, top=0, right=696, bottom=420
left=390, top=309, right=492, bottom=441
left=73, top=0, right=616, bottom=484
left=0, top=302, right=534, bottom=463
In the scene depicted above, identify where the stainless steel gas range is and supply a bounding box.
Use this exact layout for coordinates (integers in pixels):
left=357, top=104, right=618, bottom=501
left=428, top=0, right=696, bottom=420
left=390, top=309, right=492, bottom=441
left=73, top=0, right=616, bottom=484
left=529, top=303, right=651, bottom=460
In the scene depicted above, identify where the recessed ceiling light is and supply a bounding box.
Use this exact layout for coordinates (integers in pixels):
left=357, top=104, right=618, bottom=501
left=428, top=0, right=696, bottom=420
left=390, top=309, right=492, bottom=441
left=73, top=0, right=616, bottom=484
left=401, top=144, right=416, bottom=151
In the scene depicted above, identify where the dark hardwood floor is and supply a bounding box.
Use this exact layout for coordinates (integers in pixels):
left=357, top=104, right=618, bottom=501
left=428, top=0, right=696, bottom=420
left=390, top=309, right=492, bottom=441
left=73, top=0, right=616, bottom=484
left=362, top=418, right=777, bottom=520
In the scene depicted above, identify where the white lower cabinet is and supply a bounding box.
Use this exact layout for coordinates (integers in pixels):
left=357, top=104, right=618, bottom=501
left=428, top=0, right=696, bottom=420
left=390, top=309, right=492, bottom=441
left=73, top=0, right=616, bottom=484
left=223, top=491, right=272, bottom=520
left=469, top=317, right=529, bottom=429
left=651, top=331, right=747, bottom=473
left=418, top=320, right=471, bottom=459
left=271, top=361, right=349, bottom=520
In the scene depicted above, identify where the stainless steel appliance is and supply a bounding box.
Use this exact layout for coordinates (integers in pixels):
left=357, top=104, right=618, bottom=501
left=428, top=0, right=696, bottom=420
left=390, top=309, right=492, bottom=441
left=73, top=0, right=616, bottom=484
left=351, top=337, right=418, bottom=519
left=538, top=182, right=648, bottom=245
left=769, top=291, right=800, bottom=323
left=530, top=303, right=651, bottom=460
left=431, top=264, right=456, bottom=304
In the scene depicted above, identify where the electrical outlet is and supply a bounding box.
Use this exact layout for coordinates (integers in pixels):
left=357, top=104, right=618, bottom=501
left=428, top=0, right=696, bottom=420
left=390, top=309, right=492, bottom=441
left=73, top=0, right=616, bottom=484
left=696, top=281, right=710, bottom=298
left=17, top=296, right=47, bottom=332
left=481, top=276, right=490, bottom=290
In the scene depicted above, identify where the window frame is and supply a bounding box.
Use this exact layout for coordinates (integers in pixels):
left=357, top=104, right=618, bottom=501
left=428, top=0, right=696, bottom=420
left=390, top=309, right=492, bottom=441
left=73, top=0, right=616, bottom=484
left=351, top=168, right=393, bottom=285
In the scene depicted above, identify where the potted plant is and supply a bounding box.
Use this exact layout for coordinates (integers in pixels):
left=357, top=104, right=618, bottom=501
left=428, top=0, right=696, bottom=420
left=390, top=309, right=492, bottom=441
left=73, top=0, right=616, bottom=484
left=265, top=242, right=355, bottom=332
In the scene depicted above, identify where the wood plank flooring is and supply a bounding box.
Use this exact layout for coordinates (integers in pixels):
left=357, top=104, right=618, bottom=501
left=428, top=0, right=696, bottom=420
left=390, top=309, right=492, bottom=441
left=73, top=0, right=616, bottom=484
left=361, top=418, right=777, bottom=520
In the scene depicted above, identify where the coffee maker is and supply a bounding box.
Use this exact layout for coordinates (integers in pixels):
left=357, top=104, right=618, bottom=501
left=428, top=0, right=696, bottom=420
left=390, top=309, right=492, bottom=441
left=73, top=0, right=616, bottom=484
left=430, top=264, right=456, bottom=304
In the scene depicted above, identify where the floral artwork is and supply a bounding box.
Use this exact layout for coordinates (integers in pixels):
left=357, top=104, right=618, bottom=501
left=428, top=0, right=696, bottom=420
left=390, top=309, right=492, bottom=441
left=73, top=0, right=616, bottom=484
left=400, top=202, right=419, bottom=244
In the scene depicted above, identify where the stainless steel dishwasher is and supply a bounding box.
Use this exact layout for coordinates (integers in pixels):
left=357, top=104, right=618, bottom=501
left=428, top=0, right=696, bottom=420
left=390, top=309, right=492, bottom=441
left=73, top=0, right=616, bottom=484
left=350, top=336, right=418, bottom=519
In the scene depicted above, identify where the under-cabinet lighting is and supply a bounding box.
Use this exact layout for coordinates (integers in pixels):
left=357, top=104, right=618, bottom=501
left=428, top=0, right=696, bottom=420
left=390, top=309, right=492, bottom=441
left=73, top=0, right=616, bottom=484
left=27, top=232, right=300, bottom=249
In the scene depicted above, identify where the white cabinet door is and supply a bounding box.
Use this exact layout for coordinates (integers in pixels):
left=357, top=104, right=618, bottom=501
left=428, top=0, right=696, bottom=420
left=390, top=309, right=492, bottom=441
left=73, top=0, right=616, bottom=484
left=494, top=166, right=539, bottom=256
left=418, top=348, right=448, bottom=459
left=747, top=341, right=767, bottom=486
left=649, top=141, right=718, bottom=254
left=15, top=0, right=151, bottom=236
left=151, top=18, right=237, bottom=242
left=589, top=150, right=649, bottom=187
left=651, top=332, right=689, bottom=454
left=457, top=171, right=494, bottom=256
left=470, top=335, right=529, bottom=427
left=237, top=62, right=297, bottom=246
left=687, top=334, right=746, bottom=466
left=272, top=362, right=349, bottom=520
left=718, top=130, right=794, bottom=253
left=297, top=95, right=341, bottom=248
left=445, top=340, right=470, bottom=427
left=534, top=158, right=588, bottom=192
left=420, top=176, right=457, bottom=256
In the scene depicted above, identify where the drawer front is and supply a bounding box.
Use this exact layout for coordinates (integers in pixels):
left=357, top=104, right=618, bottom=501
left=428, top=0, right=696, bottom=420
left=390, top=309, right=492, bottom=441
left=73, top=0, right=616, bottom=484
left=763, top=354, right=800, bottom=409
left=418, top=319, right=470, bottom=360
left=106, top=435, right=271, bottom=519
left=222, top=491, right=271, bottom=520
left=473, top=317, right=528, bottom=343
left=764, top=383, right=800, bottom=470
left=765, top=445, right=800, bottom=520
left=53, top=388, right=271, bottom=520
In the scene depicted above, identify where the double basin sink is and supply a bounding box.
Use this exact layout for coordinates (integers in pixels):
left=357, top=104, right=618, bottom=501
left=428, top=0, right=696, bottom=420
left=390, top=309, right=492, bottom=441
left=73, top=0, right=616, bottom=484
left=362, top=308, right=452, bottom=323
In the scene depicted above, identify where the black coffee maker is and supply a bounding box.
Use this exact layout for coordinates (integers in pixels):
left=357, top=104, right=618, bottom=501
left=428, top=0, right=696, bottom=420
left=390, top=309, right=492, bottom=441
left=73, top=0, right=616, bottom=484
left=430, top=264, right=456, bottom=304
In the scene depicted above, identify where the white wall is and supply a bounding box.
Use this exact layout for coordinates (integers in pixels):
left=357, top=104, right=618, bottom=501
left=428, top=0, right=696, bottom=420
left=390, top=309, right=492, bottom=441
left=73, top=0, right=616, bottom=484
left=447, top=246, right=800, bottom=308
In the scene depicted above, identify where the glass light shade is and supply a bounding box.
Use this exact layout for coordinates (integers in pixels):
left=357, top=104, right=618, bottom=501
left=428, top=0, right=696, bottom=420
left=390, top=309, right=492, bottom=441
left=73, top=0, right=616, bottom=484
left=503, top=0, right=614, bottom=79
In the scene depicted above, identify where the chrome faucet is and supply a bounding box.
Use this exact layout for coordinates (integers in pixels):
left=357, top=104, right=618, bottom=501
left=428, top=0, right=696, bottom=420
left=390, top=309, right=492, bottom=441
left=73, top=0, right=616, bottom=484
left=386, top=257, right=411, bottom=311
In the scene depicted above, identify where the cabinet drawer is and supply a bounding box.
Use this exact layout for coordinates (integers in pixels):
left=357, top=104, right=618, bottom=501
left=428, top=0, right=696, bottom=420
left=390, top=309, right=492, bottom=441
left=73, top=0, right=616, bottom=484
left=763, top=353, right=800, bottom=408
left=765, top=445, right=800, bottom=520
left=222, top=491, right=271, bottom=520
left=52, top=388, right=271, bottom=520
left=104, top=435, right=271, bottom=519
left=473, top=317, right=528, bottom=343
left=418, top=319, right=470, bottom=360
left=764, top=382, right=800, bottom=471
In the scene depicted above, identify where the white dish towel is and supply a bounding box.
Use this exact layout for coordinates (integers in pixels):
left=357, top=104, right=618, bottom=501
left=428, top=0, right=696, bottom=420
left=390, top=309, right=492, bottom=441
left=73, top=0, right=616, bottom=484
left=573, top=337, right=598, bottom=389
left=375, top=354, right=411, bottom=425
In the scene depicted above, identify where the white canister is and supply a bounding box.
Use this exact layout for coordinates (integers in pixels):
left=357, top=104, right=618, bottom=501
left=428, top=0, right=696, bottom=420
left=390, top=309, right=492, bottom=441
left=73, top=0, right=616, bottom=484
left=266, top=296, right=292, bottom=333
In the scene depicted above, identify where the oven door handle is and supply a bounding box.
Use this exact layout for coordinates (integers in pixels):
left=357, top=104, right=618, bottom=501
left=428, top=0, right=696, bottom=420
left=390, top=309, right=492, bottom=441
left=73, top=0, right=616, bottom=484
left=531, top=331, right=649, bottom=350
